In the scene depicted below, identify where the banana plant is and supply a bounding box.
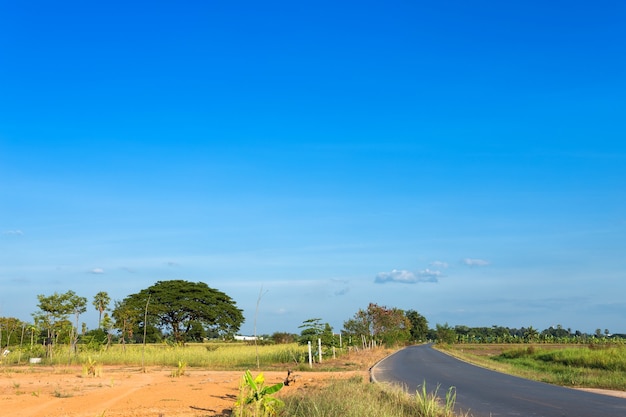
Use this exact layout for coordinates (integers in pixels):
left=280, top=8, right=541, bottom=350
left=235, top=369, right=284, bottom=417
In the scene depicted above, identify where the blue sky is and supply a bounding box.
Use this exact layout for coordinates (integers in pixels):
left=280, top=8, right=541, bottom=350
left=1, top=1, right=625, bottom=335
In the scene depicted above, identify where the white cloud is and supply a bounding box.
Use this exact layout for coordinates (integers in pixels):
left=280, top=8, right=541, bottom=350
left=462, top=258, right=490, bottom=266
left=430, top=260, right=449, bottom=269
left=418, top=268, right=443, bottom=281
left=2, top=230, right=23, bottom=235
left=89, top=268, right=105, bottom=274
left=375, top=268, right=442, bottom=284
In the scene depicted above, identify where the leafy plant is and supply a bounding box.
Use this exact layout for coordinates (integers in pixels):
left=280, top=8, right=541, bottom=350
left=170, top=360, right=187, bottom=377
left=83, top=356, right=102, bottom=377
left=235, top=369, right=284, bottom=417
left=414, top=382, right=457, bottom=417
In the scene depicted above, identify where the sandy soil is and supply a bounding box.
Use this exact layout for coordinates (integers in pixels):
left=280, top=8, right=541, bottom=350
left=0, top=366, right=371, bottom=417
left=575, top=387, right=626, bottom=399
left=0, top=349, right=389, bottom=417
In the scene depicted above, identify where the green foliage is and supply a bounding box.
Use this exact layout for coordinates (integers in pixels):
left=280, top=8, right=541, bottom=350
left=92, top=291, right=111, bottom=329
left=270, top=332, right=297, bottom=344
left=235, top=370, right=284, bottom=417
left=343, top=303, right=411, bottom=347
left=113, top=280, right=244, bottom=343
left=32, top=290, right=87, bottom=357
left=298, top=318, right=324, bottom=345
left=435, top=323, right=456, bottom=345
left=0, top=317, right=27, bottom=346
left=406, top=310, right=428, bottom=341
left=298, top=319, right=337, bottom=353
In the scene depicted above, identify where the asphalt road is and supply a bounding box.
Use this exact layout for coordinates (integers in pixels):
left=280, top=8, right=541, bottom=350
left=370, top=344, right=626, bottom=417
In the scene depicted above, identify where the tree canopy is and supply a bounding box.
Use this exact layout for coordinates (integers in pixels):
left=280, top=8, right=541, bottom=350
left=33, top=290, right=87, bottom=344
left=113, top=280, right=244, bottom=342
left=343, top=302, right=411, bottom=347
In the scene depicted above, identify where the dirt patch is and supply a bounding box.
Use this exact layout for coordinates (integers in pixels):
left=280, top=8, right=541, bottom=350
left=575, top=388, right=626, bottom=399
left=0, top=348, right=392, bottom=417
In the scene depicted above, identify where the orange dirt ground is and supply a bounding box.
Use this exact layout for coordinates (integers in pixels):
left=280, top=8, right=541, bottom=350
left=0, top=349, right=390, bottom=417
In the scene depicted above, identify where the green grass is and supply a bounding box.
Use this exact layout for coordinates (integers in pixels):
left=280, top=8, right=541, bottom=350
left=280, top=376, right=467, bottom=417
left=439, top=343, right=626, bottom=391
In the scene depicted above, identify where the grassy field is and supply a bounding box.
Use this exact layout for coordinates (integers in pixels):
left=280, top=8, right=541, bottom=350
left=437, top=343, right=626, bottom=391
left=1, top=342, right=322, bottom=370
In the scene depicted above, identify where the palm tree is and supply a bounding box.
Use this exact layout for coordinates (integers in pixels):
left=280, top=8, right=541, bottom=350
left=92, top=291, right=111, bottom=329
left=523, top=326, right=539, bottom=343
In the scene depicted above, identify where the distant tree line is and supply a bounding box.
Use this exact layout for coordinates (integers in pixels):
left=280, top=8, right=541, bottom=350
left=1, top=282, right=624, bottom=354
left=0, top=280, right=245, bottom=355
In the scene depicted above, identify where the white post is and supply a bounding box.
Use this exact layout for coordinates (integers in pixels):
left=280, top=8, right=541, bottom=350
left=318, top=338, right=322, bottom=363
left=308, top=341, right=313, bottom=368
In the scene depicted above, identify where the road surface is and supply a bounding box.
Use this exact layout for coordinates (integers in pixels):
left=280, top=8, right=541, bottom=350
left=371, top=344, right=626, bottom=417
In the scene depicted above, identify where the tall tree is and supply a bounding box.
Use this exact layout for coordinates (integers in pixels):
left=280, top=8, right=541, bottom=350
left=0, top=317, right=26, bottom=346
left=34, top=291, right=75, bottom=343
left=92, top=291, right=111, bottom=329
left=33, top=290, right=86, bottom=357
left=113, top=280, right=244, bottom=343
left=435, top=323, right=457, bottom=344
left=405, top=309, right=428, bottom=341
left=67, top=291, right=87, bottom=353
left=298, top=318, right=324, bottom=345
left=111, top=299, right=135, bottom=349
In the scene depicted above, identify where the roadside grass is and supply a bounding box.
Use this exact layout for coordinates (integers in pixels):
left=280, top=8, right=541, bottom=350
left=281, top=375, right=468, bottom=417
left=437, top=343, right=626, bottom=391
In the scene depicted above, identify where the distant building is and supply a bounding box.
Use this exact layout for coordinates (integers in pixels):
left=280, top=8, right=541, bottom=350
left=234, top=335, right=263, bottom=341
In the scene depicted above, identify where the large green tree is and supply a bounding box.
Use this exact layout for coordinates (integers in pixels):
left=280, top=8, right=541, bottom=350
left=113, top=280, right=244, bottom=343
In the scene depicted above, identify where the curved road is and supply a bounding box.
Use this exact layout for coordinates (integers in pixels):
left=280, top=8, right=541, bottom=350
left=371, top=344, right=626, bottom=417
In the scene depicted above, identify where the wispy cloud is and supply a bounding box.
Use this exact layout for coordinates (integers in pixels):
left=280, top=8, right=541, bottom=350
left=334, top=287, right=350, bottom=296
left=331, top=278, right=350, bottom=296
left=2, top=229, right=23, bottom=236
left=462, top=258, right=490, bottom=267
left=375, top=268, right=442, bottom=284
left=430, top=260, right=449, bottom=269
left=89, top=268, right=105, bottom=274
